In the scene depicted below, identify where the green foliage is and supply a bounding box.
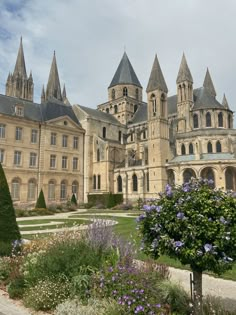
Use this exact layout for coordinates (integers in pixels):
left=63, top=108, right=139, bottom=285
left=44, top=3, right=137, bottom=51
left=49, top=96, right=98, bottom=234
left=23, top=277, right=71, bottom=311
left=0, top=163, right=21, bottom=254
left=0, top=257, right=11, bottom=282
left=203, top=295, right=236, bottom=315
left=35, top=189, right=47, bottom=209
left=7, top=276, right=25, bottom=298
left=88, top=193, right=123, bottom=208
left=71, top=193, right=77, bottom=205
left=138, top=178, right=236, bottom=275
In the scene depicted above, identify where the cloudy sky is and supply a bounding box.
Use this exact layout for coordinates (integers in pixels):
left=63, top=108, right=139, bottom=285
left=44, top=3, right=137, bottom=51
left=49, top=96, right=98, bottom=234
left=0, top=0, right=235, bottom=113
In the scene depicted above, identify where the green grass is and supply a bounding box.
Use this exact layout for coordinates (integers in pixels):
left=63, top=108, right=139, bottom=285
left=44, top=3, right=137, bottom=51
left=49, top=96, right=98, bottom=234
left=19, top=219, right=91, bottom=231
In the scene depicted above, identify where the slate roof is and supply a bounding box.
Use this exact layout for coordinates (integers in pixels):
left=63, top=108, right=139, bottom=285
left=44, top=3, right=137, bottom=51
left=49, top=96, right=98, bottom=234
left=131, top=103, right=147, bottom=124
left=203, top=68, right=216, bottom=97
left=146, top=55, right=168, bottom=93
left=169, top=153, right=235, bottom=163
left=79, top=105, right=121, bottom=125
left=193, top=87, right=224, bottom=110
left=109, top=52, right=142, bottom=88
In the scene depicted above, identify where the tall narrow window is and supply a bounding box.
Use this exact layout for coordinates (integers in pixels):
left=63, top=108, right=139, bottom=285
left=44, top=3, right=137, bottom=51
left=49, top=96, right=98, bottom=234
left=0, top=149, right=4, bottom=163
left=28, top=179, right=36, bottom=201
left=118, top=131, right=122, bottom=142
left=161, top=94, right=165, bottom=117
left=134, top=104, right=138, bottom=113
left=181, top=144, right=186, bottom=155
left=31, top=129, right=38, bottom=143
left=189, top=143, right=194, bottom=154
left=93, top=175, right=96, bottom=189
left=0, top=124, right=6, bottom=138
left=114, top=105, right=118, bottom=114
left=48, top=180, right=56, bottom=200
left=132, top=174, right=138, bottom=192
left=72, top=180, right=78, bottom=196
left=112, top=89, right=115, bottom=100
left=207, top=142, right=213, bottom=153
left=12, top=178, right=20, bottom=200
left=14, top=151, right=21, bottom=165
left=73, top=157, right=78, bottom=170
left=51, top=133, right=57, bottom=145
left=97, top=149, right=100, bottom=162
left=136, top=88, right=139, bottom=100
left=228, top=114, right=232, bottom=128
left=106, top=108, right=109, bottom=113
left=102, top=127, right=106, bottom=138
left=216, top=141, right=222, bottom=152
left=50, top=155, right=56, bottom=168
left=123, top=87, right=128, bottom=96
left=146, top=172, right=149, bottom=192
left=29, top=153, right=37, bottom=167
left=151, top=94, right=156, bottom=116
left=60, top=180, right=67, bottom=199
left=206, top=112, right=211, bottom=127
left=97, top=175, right=101, bottom=189
left=193, top=114, right=199, bottom=128
left=62, top=156, right=68, bottom=169
left=15, top=127, right=22, bottom=140
left=117, top=175, right=122, bottom=192
left=73, top=136, right=78, bottom=149
left=62, top=135, right=68, bottom=147
left=218, top=112, right=223, bottom=127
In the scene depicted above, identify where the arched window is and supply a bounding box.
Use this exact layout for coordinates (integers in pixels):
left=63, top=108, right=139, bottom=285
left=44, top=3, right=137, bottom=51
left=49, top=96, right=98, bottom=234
left=132, top=174, right=138, bottom=192
left=181, top=144, right=186, bottom=155
left=193, top=114, right=199, bottom=128
left=112, top=89, right=115, bottom=100
left=48, top=180, right=56, bottom=200
left=28, top=179, right=36, bottom=201
left=97, top=149, right=100, bottom=162
left=60, top=180, right=67, bottom=200
left=201, top=168, right=215, bottom=187
left=189, top=143, right=194, bottom=154
left=225, top=167, right=236, bottom=190
left=106, top=108, right=109, bottom=114
left=117, top=175, right=122, bottom=192
left=167, top=170, right=175, bottom=185
left=207, top=142, right=213, bottom=153
left=183, top=169, right=196, bottom=183
left=97, top=175, right=101, bottom=189
left=114, top=105, right=118, bottom=114
left=206, top=112, right=211, bottom=127
left=216, top=141, right=222, bottom=153
left=130, top=133, right=133, bottom=142
left=123, top=87, right=128, bottom=96
left=72, top=180, right=78, bottom=196
left=161, top=94, right=165, bottom=117
left=93, top=175, right=96, bottom=189
left=228, top=114, right=232, bottom=129
left=143, top=130, right=146, bottom=140
left=136, top=88, right=139, bottom=100
left=102, top=127, right=106, bottom=138
left=118, top=131, right=122, bottom=142
left=151, top=94, right=156, bottom=116
left=12, top=178, right=20, bottom=200
left=218, top=112, right=223, bottom=127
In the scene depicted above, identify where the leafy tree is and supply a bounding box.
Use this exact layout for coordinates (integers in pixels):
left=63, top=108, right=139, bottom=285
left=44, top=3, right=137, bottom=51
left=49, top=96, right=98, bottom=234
left=137, top=178, right=236, bottom=314
left=71, top=193, right=77, bottom=205
left=0, top=162, right=21, bottom=255
left=35, top=189, right=47, bottom=209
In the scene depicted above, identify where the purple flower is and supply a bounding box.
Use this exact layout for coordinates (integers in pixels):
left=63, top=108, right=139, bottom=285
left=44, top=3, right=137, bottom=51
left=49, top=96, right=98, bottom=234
left=143, top=205, right=151, bottom=212
left=220, top=216, right=227, bottom=224
left=204, top=243, right=213, bottom=253
left=208, top=179, right=214, bottom=185
left=165, top=184, right=172, bottom=197
left=177, top=212, right=185, bottom=220
left=183, top=183, right=190, bottom=192
left=136, top=214, right=145, bottom=222
left=174, top=241, right=184, bottom=248
left=156, top=205, right=162, bottom=213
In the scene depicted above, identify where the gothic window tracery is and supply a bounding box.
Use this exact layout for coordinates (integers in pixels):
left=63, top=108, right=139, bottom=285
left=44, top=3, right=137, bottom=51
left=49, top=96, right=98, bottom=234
left=206, top=112, right=212, bottom=127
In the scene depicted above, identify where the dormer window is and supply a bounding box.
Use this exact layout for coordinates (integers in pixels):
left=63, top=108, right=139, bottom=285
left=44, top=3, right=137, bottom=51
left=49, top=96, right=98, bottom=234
left=15, top=105, right=24, bottom=117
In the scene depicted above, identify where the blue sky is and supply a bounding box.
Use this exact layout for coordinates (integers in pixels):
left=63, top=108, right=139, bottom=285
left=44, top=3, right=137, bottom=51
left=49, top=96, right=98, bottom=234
left=0, top=0, right=236, bottom=115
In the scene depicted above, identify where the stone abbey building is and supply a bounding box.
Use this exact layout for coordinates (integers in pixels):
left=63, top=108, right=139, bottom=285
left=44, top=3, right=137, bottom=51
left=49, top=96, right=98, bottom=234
left=0, top=39, right=236, bottom=204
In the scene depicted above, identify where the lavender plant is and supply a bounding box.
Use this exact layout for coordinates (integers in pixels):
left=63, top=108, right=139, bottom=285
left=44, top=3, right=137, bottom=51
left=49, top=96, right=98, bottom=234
left=137, top=178, right=236, bottom=314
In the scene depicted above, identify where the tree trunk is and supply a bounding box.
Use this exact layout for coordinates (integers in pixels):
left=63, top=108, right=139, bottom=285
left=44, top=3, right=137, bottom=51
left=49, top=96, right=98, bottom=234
left=192, top=270, right=203, bottom=315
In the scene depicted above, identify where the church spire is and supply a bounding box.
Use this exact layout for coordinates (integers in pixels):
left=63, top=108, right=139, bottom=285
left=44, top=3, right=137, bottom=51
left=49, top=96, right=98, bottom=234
left=146, top=54, right=168, bottom=93
left=41, top=85, right=46, bottom=103
left=222, top=93, right=229, bottom=109
left=176, top=53, right=193, bottom=84
left=46, top=51, right=62, bottom=101
left=203, top=68, right=216, bottom=97
left=13, top=36, right=27, bottom=79
left=62, top=84, right=67, bottom=99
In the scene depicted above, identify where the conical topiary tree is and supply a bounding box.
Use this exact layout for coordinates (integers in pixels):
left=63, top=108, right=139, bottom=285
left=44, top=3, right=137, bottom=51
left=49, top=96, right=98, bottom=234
left=0, top=162, right=21, bottom=255
left=71, top=193, right=77, bottom=205
left=35, top=189, right=47, bottom=209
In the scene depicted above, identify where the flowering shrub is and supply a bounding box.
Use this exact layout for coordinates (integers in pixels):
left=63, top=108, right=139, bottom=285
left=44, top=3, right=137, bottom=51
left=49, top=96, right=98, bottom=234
left=138, top=178, right=236, bottom=313
left=92, top=262, right=169, bottom=314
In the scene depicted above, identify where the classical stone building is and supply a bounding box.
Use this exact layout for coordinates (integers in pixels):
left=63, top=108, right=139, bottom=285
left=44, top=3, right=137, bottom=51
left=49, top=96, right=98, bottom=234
left=0, top=39, right=235, bottom=204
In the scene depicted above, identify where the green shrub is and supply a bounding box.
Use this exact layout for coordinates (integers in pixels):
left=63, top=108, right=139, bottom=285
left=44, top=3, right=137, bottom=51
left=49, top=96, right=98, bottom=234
left=23, top=277, right=71, bottom=311
left=7, top=276, right=25, bottom=299
left=88, top=193, right=123, bottom=208
left=35, top=189, right=47, bottom=209
left=71, top=194, right=77, bottom=205
left=0, top=257, right=11, bottom=282
left=203, top=295, right=236, bottom=315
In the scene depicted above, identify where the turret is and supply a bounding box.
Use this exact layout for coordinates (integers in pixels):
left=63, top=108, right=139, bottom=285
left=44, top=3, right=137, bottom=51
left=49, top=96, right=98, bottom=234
left=203, top=68, right=216, bottom=97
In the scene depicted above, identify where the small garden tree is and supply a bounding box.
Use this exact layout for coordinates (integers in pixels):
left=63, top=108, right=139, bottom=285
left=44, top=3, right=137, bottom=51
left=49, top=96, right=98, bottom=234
left=137, top=178, right=236, bottom=314
left=0, top=162, right=21, bottom=255
left=71, top=193, right=77, bottom=205
left=35, top=189, right=47, bottom=209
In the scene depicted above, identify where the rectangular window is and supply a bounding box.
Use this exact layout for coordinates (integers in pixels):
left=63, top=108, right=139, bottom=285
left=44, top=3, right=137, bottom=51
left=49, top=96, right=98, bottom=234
left=14, top=151, right=21, bottom=165
left=15, top=106, right=24, bottom=116
left=29, top=152, right=37, bottom=167
left=62, top=156, right=67, bottom=169
left=62, top=135, right=68, bottom=148
left=31, top=129, right=38, bottom=143
left=98, top=175, right=101, bottom=189
left=73, top=157, right=78, bottom=170
left=0, top=124, right=6, bottom=138
left=50, top=155, right=56, bottom=168
left=73, top=136, right=78, bottom=149
left=15, top=127, right=22, bottom=141
left=0, top=149, right=4, bottom=163
left=51, top=133, right=57, bottom=145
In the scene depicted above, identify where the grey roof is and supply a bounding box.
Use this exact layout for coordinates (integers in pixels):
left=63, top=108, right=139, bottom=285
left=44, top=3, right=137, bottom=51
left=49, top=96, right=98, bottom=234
left=193, top=87, right=224, bottom=110
left=146, top=55, right=168, bottom=93
left=13, top=37, right=27, bottom=79
left=41, top=98, right=79, bottom=124
left=167, top=95, right=177, bottom=115
left=131, top=103, right=147, bottom=124
left=0, top=94, right=41, bottom=121
left=169, top=153, right=235, bottom=163
left=46, top=52, right=62, bottom=101
left=203, top=68, right=216, bottom=97
left=78, top=105, right=122, bottom=124
left=176, top=54, right=193, bottom=84
left=109, top=52, right=142, bottom=88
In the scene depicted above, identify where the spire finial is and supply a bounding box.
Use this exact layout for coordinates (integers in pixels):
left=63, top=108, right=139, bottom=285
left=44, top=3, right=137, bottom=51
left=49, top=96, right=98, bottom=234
left=46, top=51, right=62, bottom=101
left=203, top=68, right=216, bottom=97
left=176, top=53, right=193, bottom=84
left=222, top=93, right=229, bottom=109
left=146, top=54, right=168, bottom=93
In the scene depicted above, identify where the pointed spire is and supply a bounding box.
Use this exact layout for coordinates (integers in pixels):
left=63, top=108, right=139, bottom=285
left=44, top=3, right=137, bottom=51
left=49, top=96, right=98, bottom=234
left=146, top=54, right=168, bottom=93
left=222, top=94, right=229, bottom=109
left=41, top=85, right=46, bottom=103
left=203, top=68, right=216, bottom=97
left=46, top=51, right=62, bottom=101
left=176, top=53, right=193, bottom=84
left=62, top=84, right=67, bottom=99
left=28, top=70, right=33, bottom=82
left=109, top=52, right=142, bottom=88
left=13, top=37, right=27, bottom=79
